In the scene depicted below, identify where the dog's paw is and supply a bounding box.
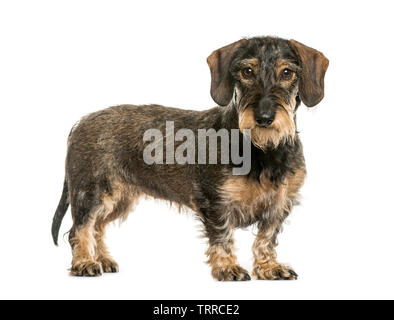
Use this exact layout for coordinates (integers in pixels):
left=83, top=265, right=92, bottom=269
left=253, top=263, right=297, bottom=280
left=99, top=257, right=119, bottom=273
left=71, top=261, right=103, bottom=277
left=212, top=265, right=251, bottom=281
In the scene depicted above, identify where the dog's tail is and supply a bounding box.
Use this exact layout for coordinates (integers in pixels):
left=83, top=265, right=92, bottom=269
left=51, top=179, right=69, bottom=246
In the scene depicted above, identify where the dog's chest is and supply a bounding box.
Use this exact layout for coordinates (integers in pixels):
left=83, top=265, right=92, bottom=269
left=221, top=168, right=306, bottom=225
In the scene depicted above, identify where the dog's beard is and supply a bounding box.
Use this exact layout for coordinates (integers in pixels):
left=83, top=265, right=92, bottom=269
left=239, top=106, right=296, bottom=150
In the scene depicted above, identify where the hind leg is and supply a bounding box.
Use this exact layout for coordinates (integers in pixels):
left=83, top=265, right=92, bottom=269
left=94, top=222, right=119, bottom=273
left=69, top=215, right=102, bottom=277
left=93, top=182, right=141, bottom=273
left=69, top=182, right=139, bottom=276
left=68, top=188, right=106, bottom=277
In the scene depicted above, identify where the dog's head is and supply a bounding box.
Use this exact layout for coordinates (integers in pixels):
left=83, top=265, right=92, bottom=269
left=207, top=37, right=329, bottom=149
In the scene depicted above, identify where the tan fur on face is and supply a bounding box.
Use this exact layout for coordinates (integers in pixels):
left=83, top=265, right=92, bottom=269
left=238, top=58, right=259, bottom=81
left=239, top=58, right=259, bottom=70
left=275, top=59, right=299, bottom=84
left=239, top=105, right=296, bottom=150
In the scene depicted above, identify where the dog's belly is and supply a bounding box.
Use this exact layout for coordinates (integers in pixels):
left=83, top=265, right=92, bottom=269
left=119, top=163, right=197, bottom=208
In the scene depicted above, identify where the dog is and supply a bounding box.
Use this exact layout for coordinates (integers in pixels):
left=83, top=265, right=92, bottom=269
left=52, top=36, right=328, bottom=280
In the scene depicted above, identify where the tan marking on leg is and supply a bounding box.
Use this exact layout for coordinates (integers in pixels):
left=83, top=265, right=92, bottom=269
left=94, top=222, right=119, bottom=273
left=206, top=241, right=250, bottom=281
left=252, top=226, right=297, bottom=280
left=70, top=216, right=102, bottom=277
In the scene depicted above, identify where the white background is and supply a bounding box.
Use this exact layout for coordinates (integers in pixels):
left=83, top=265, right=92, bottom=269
left=1, top=0, right=393, bottom=300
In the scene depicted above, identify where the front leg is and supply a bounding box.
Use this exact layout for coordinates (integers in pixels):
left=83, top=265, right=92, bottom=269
left=252, top=220, right=298, bottom=280
left=203, top=217, right=251, bottom=281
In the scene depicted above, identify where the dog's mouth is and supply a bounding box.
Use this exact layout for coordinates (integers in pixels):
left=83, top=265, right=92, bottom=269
left=253, top=120, right=279, bottom=131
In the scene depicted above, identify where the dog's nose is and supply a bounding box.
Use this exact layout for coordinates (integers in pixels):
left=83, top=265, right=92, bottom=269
left=255, top=111, right=275, bottom=128
left=255, top=99, right=276, bottom=128
left=255, top=113, right=274, bottom=128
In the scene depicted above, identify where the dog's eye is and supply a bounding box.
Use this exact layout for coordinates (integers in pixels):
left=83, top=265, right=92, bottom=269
left=281, top=68, right=293, bottom=80
left=241, top=67, right=253, bottom=79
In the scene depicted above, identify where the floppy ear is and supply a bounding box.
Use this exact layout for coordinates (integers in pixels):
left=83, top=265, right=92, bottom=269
left=290, top=40, right=329, bottom=107
left=207, top=39, right=246, bottom=106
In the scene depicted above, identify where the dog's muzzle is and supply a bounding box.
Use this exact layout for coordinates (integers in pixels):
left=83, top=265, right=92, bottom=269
left=254, top=98, right=277, bottom=128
